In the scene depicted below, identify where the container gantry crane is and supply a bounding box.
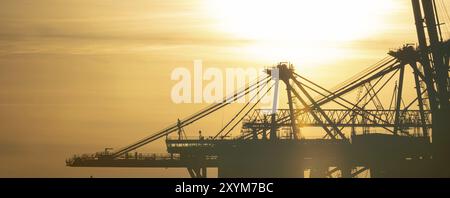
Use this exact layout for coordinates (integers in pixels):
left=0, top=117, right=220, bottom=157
left=66, top=0, right=449, bottom=178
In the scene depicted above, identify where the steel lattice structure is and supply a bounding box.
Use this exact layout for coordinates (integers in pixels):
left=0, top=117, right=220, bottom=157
left=66, top=0, right=449, bottom=178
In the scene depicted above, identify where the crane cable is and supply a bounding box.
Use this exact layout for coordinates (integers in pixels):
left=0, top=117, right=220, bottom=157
left=213, top=79, right=271, bottom=139
left=328, top=56, right=393, bottom=96
left=111, top=75, right=271, bottom=157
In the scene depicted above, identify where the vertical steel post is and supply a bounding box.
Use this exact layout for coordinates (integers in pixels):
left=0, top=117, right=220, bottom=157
left=393, top=64, right=405, bottom=135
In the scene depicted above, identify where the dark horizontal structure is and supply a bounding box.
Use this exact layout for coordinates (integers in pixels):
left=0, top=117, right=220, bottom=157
left=245, top=109, right=432, bottom=128
left=68, top=133, right=432, bottom=178
left=67, top=154, right=218, bottom=168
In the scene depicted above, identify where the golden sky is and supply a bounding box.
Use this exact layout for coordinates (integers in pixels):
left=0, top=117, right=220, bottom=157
left=0, top=0, right=449, bottom=177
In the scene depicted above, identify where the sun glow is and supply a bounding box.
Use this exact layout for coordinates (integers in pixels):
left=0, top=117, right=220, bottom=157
left=206, top=0, right=399, bottom=66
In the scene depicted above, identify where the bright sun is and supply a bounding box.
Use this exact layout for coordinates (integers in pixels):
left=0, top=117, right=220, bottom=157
left=206, top=0, right=399, bottom=66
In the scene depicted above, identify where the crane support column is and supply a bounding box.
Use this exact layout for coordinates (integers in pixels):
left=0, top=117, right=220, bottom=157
left=270, top=67, right=280, bottom=140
